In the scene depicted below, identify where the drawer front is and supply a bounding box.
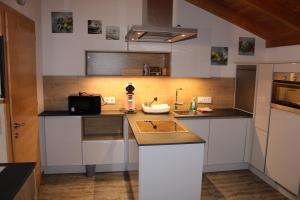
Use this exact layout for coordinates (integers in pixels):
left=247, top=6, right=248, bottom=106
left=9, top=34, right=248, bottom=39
left=83, top=116, right=123, bottom=135
left=82, top=140, right=125, bottom=165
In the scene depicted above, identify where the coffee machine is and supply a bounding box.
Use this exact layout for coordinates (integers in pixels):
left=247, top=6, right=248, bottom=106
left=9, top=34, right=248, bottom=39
left=125, top=82, right=136, bottom=113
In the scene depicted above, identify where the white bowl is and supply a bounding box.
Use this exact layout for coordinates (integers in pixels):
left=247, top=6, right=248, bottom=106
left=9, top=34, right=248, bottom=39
left=142, top=103, right=170, bottom=114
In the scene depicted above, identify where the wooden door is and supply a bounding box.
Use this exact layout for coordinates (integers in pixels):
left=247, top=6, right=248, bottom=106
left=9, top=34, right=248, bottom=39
left=4, top=8, right=40, bottom=184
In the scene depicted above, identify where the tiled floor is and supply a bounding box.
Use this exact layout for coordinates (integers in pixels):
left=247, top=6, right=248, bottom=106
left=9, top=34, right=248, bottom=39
left=38, top=170, right=287, bottom=200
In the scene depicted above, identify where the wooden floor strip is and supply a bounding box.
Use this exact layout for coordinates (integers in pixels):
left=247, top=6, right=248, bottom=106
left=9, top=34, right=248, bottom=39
left=38, top=170, right=287, bottom=200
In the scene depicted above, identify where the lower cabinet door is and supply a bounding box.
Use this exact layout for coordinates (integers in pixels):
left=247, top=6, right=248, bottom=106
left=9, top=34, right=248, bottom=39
left=250, top=128, right=268, bottom=172
left=45, top=116, right=82, bottom=166
left=208, top=118, right=247, bottom=165
left=266, top=109, right=300, bottom=195
left=178, top=119, right=210, bottom=165
left=82, top=140, right=125, bottom=165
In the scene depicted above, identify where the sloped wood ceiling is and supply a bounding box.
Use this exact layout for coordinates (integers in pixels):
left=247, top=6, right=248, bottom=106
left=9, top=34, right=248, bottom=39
left=186, top=0, right=300, bottom=47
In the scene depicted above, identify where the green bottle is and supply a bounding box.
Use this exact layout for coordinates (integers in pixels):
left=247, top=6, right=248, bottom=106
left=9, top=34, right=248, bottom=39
left=189, top=97, right=196, bottom=111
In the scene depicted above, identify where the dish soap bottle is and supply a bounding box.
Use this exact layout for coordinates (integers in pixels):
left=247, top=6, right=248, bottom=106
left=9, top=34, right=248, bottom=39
left=189, top=97, right=197, bottom=111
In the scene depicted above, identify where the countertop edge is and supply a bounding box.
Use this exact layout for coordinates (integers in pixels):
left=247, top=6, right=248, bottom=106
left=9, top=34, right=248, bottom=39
left=0, top=163, right=35, bottom=200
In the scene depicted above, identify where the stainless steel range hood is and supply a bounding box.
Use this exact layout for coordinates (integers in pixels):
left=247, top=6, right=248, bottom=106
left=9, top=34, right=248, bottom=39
left=125, top=0, right=197, bottom=43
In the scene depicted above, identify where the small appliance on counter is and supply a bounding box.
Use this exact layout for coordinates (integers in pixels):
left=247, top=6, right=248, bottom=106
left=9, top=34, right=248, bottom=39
left=68, top=92, right=101, bottom=114
left=125, top=82, right=136, bottom=114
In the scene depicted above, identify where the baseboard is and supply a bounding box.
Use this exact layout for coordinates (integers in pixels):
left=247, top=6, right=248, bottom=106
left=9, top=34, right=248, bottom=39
left=203, top=162, right=249, bottom=172
left=127, top=163, right=138, bottom=171
left=42, top=164, right=126, bottom=174
left=249, top=165, right=297, bottom=200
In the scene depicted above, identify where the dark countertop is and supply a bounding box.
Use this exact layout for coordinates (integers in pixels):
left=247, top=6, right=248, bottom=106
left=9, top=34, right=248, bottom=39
left=126, top=112, right=206, bottom=146
left=39, top=108, right=251, bottom=146
left=172, top=108, right=253, bottom=119
left=0, top=162, right=35, bottom=200
left=39, top=110, right=125, bottom=116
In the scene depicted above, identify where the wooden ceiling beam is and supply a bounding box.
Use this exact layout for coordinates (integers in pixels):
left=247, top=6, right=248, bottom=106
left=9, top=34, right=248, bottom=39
left=242, top=0, right=300, bottom=33
left=185, top=0, right=270, bottom=39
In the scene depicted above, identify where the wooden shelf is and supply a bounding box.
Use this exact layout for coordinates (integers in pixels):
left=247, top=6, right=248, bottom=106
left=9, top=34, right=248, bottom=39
left=86, top=51, right=171, bottom=76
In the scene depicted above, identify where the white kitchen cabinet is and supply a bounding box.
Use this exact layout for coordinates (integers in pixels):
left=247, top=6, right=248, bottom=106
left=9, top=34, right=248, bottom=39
left=82, top=140, right=124, bottom=165
left=251, top=63, right=273, bottom=172
left=44, top=116, right=82, bottom=166
left=274, top=63, right=300, bottom=72
left=208, top=118, right=247, bottom=165
left=178, top=119, right=210, bottom=164
left=266, top=109, right=300, bottom=195
left=250, top=128, right=268, bottom=172
left=254, top=64, right=273, bottom=131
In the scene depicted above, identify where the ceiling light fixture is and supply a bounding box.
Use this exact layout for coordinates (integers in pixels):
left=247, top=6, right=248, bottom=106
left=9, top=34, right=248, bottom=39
left=181, top=34, right=186, bottom=37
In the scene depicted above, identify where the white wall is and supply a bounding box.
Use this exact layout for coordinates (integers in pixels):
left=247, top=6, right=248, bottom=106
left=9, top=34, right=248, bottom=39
left=0, top=0, right=42, bottom=162
left=41, top=0, right=266, bottom=77
left=172, top=1, right=266, bottom=77
left=41, top=0, right=142, bottom=75
left=265, top=45, right=300, bottom=62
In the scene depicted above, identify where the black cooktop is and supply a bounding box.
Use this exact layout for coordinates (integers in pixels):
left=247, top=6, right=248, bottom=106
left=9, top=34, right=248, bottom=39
left=136, top=120, right=187, bottom=133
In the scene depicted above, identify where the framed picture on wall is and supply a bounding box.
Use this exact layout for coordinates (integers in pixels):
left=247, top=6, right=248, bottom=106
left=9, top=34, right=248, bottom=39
left=106, top=26, right=120, bottom=40
left=88, top=20, right=102, bottom=34
left=211, top=46, right=228, bottom=65
left=51, top=12, right=73, bottom=33
left=239, top=37, right=255, bottom=56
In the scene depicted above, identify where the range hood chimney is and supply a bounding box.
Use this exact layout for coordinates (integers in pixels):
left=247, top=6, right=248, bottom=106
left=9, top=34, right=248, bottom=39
left=125, top=0, right=197, bottom=43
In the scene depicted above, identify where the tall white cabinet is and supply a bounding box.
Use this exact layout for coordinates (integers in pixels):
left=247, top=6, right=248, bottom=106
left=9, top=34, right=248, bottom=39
left=251, top=64, right=273, bottom=172
left=266, top=109, right=300, bottom=195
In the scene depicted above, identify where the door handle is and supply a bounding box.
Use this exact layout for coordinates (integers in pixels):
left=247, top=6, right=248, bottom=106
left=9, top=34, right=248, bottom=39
left=13, top=122, right=25, bottom=129
left=14, top=132, right=19, bottom=139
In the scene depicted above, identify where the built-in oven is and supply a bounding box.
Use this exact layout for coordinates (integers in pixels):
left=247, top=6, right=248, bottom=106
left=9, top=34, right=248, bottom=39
left=272, top=72, right=300, bottom=113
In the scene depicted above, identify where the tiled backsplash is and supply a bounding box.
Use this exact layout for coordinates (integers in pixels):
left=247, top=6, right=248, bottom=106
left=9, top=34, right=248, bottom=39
left=43, top=76, right=235, bottom=111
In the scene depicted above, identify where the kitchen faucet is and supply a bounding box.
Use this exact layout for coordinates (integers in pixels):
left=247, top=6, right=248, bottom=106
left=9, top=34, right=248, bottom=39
left=175, top=88, right=183, bottom=110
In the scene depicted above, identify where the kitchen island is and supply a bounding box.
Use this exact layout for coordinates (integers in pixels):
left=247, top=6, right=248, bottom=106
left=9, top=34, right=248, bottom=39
left=126, top=112, right=205, bottom=200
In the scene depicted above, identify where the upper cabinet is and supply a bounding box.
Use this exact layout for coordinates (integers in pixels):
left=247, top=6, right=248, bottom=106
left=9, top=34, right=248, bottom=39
left=254, top=64, right=273, bottom=131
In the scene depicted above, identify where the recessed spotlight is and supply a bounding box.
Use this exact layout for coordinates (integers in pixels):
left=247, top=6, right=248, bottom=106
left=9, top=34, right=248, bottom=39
left=181, top=34, right=186, bottom=37
left=137, top=32, right=141, bottom=35
left=168, top=39, right=172, bottom=42
left=131, top=38, right=135, bottom=41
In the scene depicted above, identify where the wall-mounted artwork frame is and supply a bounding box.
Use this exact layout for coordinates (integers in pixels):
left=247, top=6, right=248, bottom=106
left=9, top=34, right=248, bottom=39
left=239, top=37, right=255, bottom=56
left=88, top=20, right=102, bottom=34
left=211, top=46, right=228, bottom=65
left=51, top=12, right=73, bottom=33
left=106, top=26, right=120, bottom=40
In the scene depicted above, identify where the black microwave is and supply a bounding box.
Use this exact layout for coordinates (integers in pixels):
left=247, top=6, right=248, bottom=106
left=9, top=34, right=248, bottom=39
left=68, top=95, right=101, bottom=114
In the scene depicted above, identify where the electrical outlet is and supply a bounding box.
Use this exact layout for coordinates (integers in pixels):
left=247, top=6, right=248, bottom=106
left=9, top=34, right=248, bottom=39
left=197, top=96, right=212, bottom=104
left=104, top=97, right=116, bottom=104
